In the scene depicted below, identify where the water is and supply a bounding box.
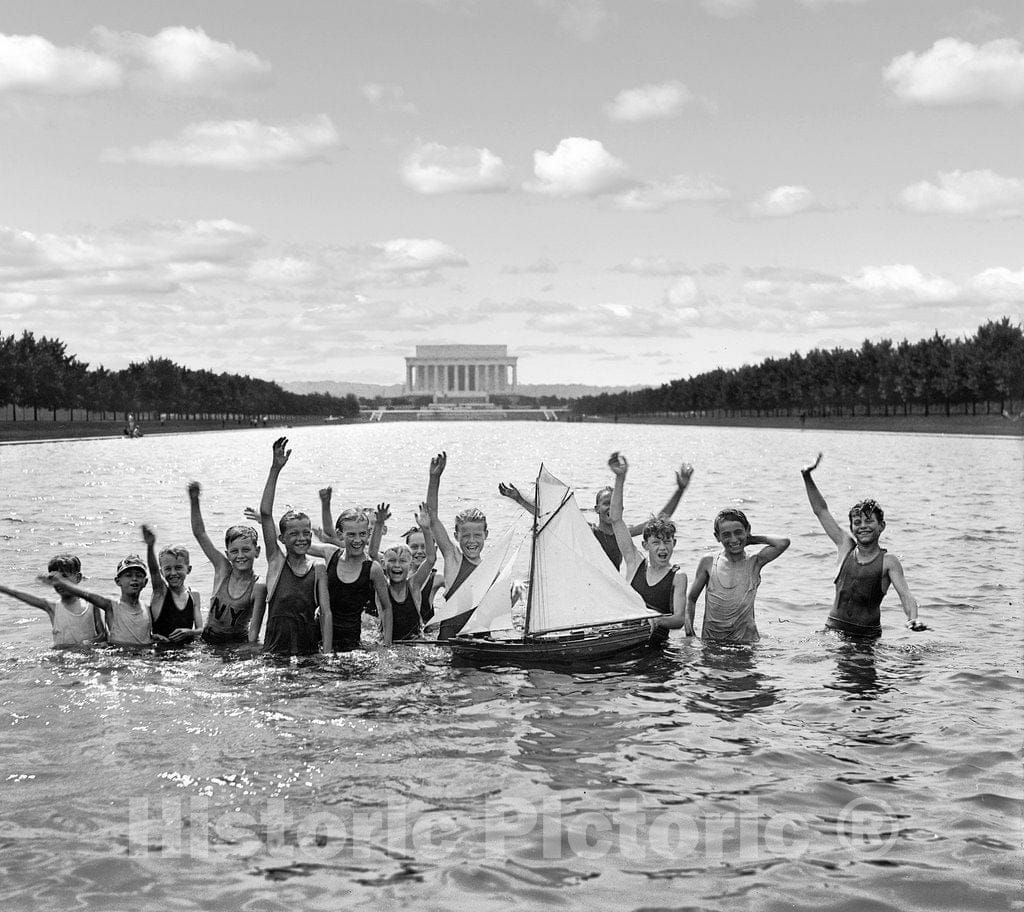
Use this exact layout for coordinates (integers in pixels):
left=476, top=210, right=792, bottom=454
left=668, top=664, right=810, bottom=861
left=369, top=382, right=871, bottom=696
left=1, top=423, right=1021, bottom=911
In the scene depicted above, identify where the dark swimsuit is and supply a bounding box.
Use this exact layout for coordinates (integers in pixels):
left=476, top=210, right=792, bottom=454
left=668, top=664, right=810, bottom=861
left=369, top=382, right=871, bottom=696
left=151, top=590, right=197, bottom=649
left=327, top=553, right=375, bottom=651
left=630, top=560, right=677, bottom=614
left=827, top=548, right=886, bottom=639
left=264, top=562, right=320, bottom=656
left=419, top=568, right=437, bottom=623
left=592, top=526, right=622, bottom=569
left=389, top=585, right=422, bottom=641
left=438, top=557, right=478, bottom=640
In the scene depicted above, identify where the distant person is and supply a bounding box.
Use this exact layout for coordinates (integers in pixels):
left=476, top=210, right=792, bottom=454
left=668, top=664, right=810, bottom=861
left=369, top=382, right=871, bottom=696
left=499, top=460, right=694, bottom=569
left=427, top=451, right=489, bottom=639
left=188, top=482, right=264, bottom=647
left=143, top=525, right=203, bottom=648
left=0, top=554, right=106, bottom=647
left=250, top=437, right=331, bottom=655
left=607, top=452, right=688, bottom=633
left=685, top=509, right=790, bottom=644
left=801, top=452, right=925, bottom=637
left=41, top=553, right=153, bottom=647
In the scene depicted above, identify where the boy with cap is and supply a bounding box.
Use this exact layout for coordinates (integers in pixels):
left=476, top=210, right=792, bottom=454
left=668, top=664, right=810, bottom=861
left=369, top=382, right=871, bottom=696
left=42, top=551, right=153, bottom=646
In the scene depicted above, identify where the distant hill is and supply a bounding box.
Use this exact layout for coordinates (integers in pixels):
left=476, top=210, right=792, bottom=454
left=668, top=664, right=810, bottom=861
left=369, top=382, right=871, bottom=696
left=282, top=380, right=641, bottom=399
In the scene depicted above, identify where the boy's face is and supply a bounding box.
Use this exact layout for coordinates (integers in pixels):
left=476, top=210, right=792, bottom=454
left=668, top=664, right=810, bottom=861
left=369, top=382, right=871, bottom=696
left=225, top=537, right=259, bottom=572
left=383, top=550, right=412, bottom=583
left=456, top=521, right=487, bottom=560
left=714, top=520, right=749, bottom=555
left=595, top=491, right=612, bottom=522
left=159, top=554, right=192, bottom=590
left=279, top=518, right=312, bottom=555
left=406, top=531, right=427, bottom=563
left=116, top=567, right=148, bottom=597
left=849, top=511, right=885, bottom=545
left=340, top=519, right=370, bottom=555
left=52, top=571, right=82, bottom=598
left=642, top=533, right=676, bottom=565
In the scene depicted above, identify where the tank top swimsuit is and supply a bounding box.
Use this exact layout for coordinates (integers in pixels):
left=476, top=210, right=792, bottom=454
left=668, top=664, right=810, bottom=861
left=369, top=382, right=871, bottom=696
left=419, top=568, right=437, bottom=623
left=151, top=590, right=197, bottom=647
left=327, top=553, right=375, bottom=651
left=437, top=556, right=478, bottom=640
left=592, top=525, right=622, bottom=569
left=109, top=599, right=153, bottom=646
left=702, top=554, right=761, bottom=644
left=52, top=600, right=105, bottom=648
left=389, top=585, right=422, bottom=641
left=203, top=575, right=257, bottom=645
left=630, top=560, right=676, bottom=614
left=828, top=548, right=886, bottom=639
left=263, top=561, right=320, bottom=656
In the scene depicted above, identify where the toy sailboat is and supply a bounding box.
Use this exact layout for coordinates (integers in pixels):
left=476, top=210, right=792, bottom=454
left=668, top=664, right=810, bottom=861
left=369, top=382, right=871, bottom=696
left=448, top=465, right=665, bottom=665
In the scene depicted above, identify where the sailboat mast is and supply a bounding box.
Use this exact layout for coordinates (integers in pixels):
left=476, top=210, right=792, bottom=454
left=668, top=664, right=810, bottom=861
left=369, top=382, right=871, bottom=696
left=523, top=464, right=541, bottom=637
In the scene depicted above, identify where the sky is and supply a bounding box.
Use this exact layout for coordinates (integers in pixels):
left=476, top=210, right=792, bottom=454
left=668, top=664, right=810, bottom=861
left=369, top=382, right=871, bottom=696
left=1, top=0, right=1022, bottom=387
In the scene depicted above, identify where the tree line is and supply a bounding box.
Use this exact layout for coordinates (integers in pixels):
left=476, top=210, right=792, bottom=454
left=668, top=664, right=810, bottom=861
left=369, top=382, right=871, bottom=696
left=0, top=331, right=360, bottom=422
left=571, top=318, right=1024, bottom=419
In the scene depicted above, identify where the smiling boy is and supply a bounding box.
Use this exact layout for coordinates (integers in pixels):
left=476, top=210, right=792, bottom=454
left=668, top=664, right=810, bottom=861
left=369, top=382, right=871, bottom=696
left=143, top=526, right=203, bottom=648
left=685, top=509, right=790, bottom=643
left=801, top=452, right=924, bottom=637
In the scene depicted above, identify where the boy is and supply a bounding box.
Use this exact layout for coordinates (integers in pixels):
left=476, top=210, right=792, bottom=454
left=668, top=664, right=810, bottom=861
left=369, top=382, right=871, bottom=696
left=143, top=526, right=203, bottom=647
left=250, top=437, right=331, bottom=655
left=685, top=509, right=790, bottom=643
left=379, top=504, right=437, bottom=640
left=801, top=452, right=925, bottom=637
left=499, top=460, right=694, bottom=569
left=0, top=554, right=106, bottom=647
left=427, top=451, right=489, bottom=640
left=188, top=481, right=263, bottom=646
left=41, top=552, right=153, bottom=647
left=607, top=452, right=688, bottom=632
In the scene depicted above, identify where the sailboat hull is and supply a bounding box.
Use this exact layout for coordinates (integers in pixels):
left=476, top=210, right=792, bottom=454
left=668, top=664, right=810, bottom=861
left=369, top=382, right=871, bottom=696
left=449, top=620, right=665, bottom=666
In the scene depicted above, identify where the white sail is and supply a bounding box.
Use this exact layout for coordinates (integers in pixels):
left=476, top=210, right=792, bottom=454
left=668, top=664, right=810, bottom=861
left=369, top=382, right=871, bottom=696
left=426, top=525, right=519, bottom=628
left=458, top=539, right=525, bottom=635
left=528, top=466, right=658, bottom=635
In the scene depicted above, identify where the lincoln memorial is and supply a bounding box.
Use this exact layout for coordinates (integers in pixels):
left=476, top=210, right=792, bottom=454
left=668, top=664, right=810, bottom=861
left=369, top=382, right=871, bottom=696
left=405, top=344, right=518, bottom=398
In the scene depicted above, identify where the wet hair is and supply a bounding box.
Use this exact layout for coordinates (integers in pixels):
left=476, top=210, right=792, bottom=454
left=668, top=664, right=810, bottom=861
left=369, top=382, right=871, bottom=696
left=848, top=499, right=885, bottom=525
left=402, top=526, right=424, bottom=543
left=279, top=510, right=311, bottom=533
left=714, top=509, right=751, bottom=534
left=334, top=508, right=370, bottom=532
left=158, top=545, right=190, bottom=565
left=47, top=553, right=81, bottom=576
left=642, top=517, right=677, bottom=542
left=454, top=508, right=488, bottom=535
left=383, top=543, right=413, bottom=562
left=594, top=485, right=613, bottom=506
left=225, top=525, right=259, bottom=548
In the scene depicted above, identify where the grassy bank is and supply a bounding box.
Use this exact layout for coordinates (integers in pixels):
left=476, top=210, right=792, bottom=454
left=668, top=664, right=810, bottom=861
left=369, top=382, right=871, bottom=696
left=581, top=412, right=1023, bottom=437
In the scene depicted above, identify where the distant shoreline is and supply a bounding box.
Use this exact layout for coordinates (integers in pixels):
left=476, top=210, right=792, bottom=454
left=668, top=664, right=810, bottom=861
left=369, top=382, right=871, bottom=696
left=581, top=412, right=1023, bottom=437
left=1, top=411, right=1020, bottom=445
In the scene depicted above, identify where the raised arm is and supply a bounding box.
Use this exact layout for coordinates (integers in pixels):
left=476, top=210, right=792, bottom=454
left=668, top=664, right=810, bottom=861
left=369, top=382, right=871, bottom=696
left=38, top=574, right=115, bottom=614
left=685, top=557, right=711, bottom=637
left=0, top=583, right=55, bottom=614
left=801, top=453, right=851, bottom=552
left=884, top=554, right=925, bottom=630
left=608, top=452, right=642, bottom=572
left=369, top=502, right=390, bottom=562
left=498, top=482, right=538, bottom=518
left=142, top=524, right=167, bottom=603
left=188, top=482, right=230, bottom=574
left=426, top=452, right=457, bottom=565
left=318, top=487, right=335, bottom=542
left=370, top=562, right=393, bottom=647
left=749, top=533, right=791, bottom=570
left=259, top=437, right=289, bottom=570
left=409, top=503, right=438, bottom=590
left=629, top=462, right=694, bottom=536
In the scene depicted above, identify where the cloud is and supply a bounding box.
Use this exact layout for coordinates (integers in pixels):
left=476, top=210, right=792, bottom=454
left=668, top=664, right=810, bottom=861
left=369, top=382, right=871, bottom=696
left=361, top=83, right=417, bottom=114
left=897, top=169, right=1024, bottom=218
left=535, top=0, right=611, bottom=41
left=525, top=137, right=630, bottom=198
left=611, top=256, right=691, bottom=276
left=0, top=33, right=122, bottom=94
left=605, top=80, right=692, bottom=122
left=700, top=0, right=756, bottom=17
left=964, top=267, right=1024, bottom=302
left=401, top=141, right=511, bottom=194
left=614, top=174, right=731, bottom=211
left=101, top=115, right=339, bottom=170
left=93, top=26, right=270, bottom=95
left=665, top=275, right=703, bottom=307
left=247, top=257, right=321, bottom=285
left=884, top=38, right=1024, bottom=106
left=369, top=238, right=468, bottom=272
left=502, top=257, right=559, bottom=274
left=747, top=185, right=821, bottom=218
